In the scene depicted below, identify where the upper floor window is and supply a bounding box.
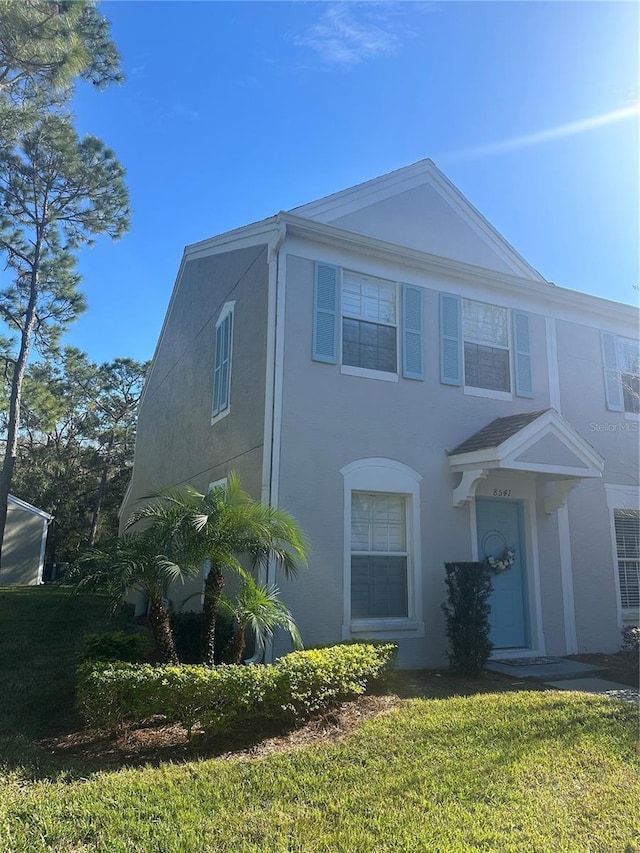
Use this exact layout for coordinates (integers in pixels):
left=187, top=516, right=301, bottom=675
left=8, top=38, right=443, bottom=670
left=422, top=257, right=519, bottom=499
left=440, top=293, right=533, bottom=398
left=312, top=263, right=424, bottom=382
left=342, top=272, right=397, bottom=374
left=601, top=333, right=639, bottom=415
left=463, top=299, right=510, bottom=392
left=212, top=302, right=234, bottom=422
left=614, top=509, right=639, bottom=609
left=619, top=338, right=639, bottom=414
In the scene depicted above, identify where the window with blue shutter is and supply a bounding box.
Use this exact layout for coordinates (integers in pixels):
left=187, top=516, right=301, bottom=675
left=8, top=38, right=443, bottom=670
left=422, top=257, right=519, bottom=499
left=440, top=293, right=462, bottom=385
left=513, top=311, right=533, bottom=398
left=212, top=305, right=234, bottom=420
left=312, top=263, right=426, bottom=381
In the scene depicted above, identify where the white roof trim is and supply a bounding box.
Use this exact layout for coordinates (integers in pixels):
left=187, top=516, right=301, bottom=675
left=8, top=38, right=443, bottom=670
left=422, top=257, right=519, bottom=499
left=290, top=159, right=545, bottom=282
left=8, top=494, right=53, bottom=520
left=281, top=213, right=637, bottom=325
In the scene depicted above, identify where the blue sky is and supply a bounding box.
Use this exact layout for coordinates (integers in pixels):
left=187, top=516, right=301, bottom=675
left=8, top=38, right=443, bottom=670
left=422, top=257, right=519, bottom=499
left=60, top=1, right=639, bottom=364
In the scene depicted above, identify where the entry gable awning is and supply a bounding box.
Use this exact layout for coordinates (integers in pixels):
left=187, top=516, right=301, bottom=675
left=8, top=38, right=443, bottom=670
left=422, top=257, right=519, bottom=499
left=448, top=409, right=604, bottom=511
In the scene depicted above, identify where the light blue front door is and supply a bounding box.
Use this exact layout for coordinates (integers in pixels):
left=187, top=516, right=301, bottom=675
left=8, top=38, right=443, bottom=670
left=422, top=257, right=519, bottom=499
left=476, top=498, right=528, bottom=649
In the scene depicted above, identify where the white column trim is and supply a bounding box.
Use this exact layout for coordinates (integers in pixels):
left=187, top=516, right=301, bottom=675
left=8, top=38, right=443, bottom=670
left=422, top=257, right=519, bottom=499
left=557, top=504, right=578, bottom=654
left=546, top=316, right=561, bottom=411
left=262, top=222, right=286, bottom=663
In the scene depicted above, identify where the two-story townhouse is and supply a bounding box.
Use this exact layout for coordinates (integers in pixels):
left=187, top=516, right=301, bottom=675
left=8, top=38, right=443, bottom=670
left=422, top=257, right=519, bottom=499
left=122, top=160, right=639, bottom=667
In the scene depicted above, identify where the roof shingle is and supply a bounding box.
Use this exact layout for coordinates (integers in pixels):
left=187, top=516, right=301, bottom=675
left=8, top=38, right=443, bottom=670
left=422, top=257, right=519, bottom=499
left=449, top=410, right=551, bottom=456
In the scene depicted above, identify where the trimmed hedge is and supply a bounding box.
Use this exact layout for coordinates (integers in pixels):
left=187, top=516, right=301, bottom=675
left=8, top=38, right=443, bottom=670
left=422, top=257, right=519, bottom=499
left=76, top=642, right=396, bottom=738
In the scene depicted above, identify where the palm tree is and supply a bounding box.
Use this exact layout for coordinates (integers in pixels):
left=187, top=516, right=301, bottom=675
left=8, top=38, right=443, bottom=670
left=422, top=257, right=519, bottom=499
left=127, top=473, right=308, bottom=665
left=221, top=577, right=303, bottom=664
left=72, top=524, right=205, bottom=664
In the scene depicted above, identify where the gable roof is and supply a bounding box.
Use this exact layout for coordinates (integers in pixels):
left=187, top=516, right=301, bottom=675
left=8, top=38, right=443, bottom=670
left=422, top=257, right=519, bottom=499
left=448, top=408, right=604, bottom=477
left=449, top=410, right=552, bottom=455
left=290, top=159, right=547, bottom=281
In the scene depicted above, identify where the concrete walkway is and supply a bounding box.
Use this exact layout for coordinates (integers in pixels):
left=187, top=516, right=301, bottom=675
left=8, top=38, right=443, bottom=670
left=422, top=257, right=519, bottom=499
left=485, top=657, right=606, bottom=681
left=485, top=657, right=639, bottom=705
left=544, top=677, right=639, bottom=705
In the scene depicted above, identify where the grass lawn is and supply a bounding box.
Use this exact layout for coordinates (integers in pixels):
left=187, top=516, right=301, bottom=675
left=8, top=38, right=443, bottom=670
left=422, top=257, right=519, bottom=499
left=0, top=587, right=638, bottom=852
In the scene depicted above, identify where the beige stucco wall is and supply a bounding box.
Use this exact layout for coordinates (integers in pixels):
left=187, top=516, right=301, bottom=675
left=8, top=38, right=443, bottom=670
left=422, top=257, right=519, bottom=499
left=329, top=184, right=518, bottom=274
left=122, top=244, right=270, bottom=612
left=556, top=318, right=639, bottom=651
left=274, top=252, right=566, bottom=667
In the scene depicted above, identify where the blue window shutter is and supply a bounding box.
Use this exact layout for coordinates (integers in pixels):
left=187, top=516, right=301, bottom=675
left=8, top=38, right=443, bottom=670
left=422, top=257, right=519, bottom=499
left=513, top=311, right=533, bottom=398
left=601, top=332, right=623, bottom=411
left=402, top=284, right=424, bottom=380
left=312, top=262, right=339, bottom=364
left=440, top=293, right=461, bottom=385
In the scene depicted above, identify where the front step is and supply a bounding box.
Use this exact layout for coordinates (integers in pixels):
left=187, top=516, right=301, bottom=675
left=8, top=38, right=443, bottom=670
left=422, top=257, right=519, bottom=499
left=485, top=656, right=607, bottom=682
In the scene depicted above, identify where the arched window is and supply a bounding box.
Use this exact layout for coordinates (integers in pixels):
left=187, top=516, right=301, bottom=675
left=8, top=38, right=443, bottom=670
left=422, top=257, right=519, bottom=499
left=340, top=458, right=424, bottom=638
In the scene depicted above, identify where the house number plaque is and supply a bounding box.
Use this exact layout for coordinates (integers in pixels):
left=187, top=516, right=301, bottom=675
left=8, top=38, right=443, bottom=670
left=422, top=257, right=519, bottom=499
left=492, top=488, right=512, bottom=497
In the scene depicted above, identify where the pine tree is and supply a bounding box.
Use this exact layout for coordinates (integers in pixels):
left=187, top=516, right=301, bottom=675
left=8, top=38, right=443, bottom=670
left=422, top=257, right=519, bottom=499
left=0, top=115, right=129, bottom=562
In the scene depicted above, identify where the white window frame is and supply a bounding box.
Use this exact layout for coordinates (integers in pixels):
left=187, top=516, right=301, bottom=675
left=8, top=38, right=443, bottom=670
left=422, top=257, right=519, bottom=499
left=340, top=270, right=400, bottom=383
left=463, top=298, right=513, bottom=401
left=340, top=458, right=424, bottom=638
left=211, top=302, right=235, bottom=425
left=605, top=483, right=640, bottom=626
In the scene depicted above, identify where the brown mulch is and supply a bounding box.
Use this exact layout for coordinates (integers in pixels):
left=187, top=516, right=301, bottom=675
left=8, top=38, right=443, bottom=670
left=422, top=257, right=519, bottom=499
left=41, top=694, right=402, bottom=768
left=566, top=652, right=639, bottom=687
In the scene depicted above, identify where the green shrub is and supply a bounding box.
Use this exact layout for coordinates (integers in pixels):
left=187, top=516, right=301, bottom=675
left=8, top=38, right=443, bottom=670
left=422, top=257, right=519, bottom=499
left=268, top=643, right=395, bottom=723
left=76, top=642, right=396, bottom=737
left=82, top=631, right=150, bottom=663
left=621, top=625, right=640, bottom=654
left=442, top=561, right=493, bottom=677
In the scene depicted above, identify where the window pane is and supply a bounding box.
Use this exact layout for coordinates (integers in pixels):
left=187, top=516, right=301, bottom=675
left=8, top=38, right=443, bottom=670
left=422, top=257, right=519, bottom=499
left=464, top=300, right=508, bottom=346
left=351, top=555, right=408, bottom=618
left=615, top=510, right=640, bottom=559
left=618, top=561, right=640, bottom=608
left=464, top=343, right=510, bottom=391
left=342, top=319, right=397, bottom=373
left=372, top=495, right=406, bottom=552
left=343, top=273, right=396, bottom=325
left=618, top=338, right=640, bottom=374
left=615, top=510, right=640, bottom=608
left=622, top=373, right=640, bottom=414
